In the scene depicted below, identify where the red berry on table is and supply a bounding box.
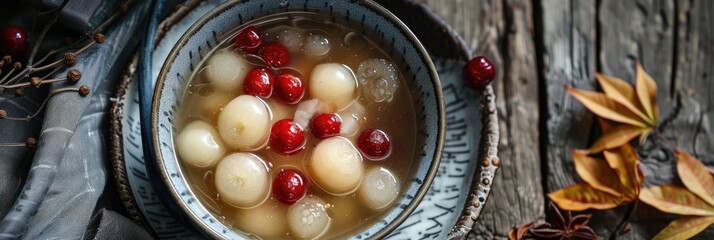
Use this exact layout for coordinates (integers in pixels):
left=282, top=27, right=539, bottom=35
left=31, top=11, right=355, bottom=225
left=263, top=42, right=290, bottom=68
left=0, top=26, right=28, bottom=57
left=270, top=119, right=305, bottom=155
left=234, top=26, right=262, bottom=54
left=462, top=56, right=495, bottom=90
left=357, top=128, right=391, bottom=160
left=272, top=169, right=307, bottom=205
left=243, top=67, right=274, bottom=98
left=274, top=72, right=305, bottom=104
left=311, top=113, right=342, bottom=138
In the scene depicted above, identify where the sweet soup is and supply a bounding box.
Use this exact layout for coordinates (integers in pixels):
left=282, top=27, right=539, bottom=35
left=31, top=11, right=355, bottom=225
left=175, top=13, right=419, bottom=239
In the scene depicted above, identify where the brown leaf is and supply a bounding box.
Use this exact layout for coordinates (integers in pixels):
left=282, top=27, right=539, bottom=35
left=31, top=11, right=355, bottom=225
left=636, top=62, right=659, bottom=122
left=573, top=150, right=623, bottom=197
left=586, top=124, right=647, bottom=153
left=652, top=216, right=714, bottom=240
left=604, top=145, right=642, bottom=200
left=549, top=184, right=622, bottom=211
left=639, top=185, right=714, bottom=216
left=596, top=73, right=653, bottom=125
left=677, top=150, right=714, bottom=206
left=565, top=86, right=647, bottom=127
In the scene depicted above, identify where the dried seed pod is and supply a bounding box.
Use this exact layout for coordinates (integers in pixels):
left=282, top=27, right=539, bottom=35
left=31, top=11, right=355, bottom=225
left=25, top=137, right=37, bottom=149
left=64, top=52, right=77, bottom=66
left=14, top=88, right=23, bottom=96
left=67, top=69, right=81, bottom=83
left=0, top=109, right=6, bottom=118
left=94, top=33, right=105, bottom=43
left=30, top=77, right=42, bottom=88
left=79, top=85, right=90, bottom=96
left=3, top=55, right=11, bottom=63
left=13, top=62, right=22, bottom=70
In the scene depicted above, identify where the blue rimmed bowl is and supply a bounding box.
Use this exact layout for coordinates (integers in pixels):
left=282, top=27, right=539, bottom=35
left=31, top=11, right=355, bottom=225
left=151, top=0, right=445, bottom=239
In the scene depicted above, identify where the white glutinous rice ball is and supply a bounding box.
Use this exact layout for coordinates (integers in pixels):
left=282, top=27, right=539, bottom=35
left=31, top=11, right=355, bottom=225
left=217, top=95, right=271, bottom=151
left=305, top=34, right=330, bottom=58
left=287, top=195, right=331, bottom=240
left=233, top=198, right=288, bottom=238
left=309, top=63, right=357, bottom=110
left=308, top=137, right=364, bottom=195
left=204, top=49, right=251, bottom=92
left=358, top=167, right=400, bottom=210
left=215, top=153, right=270, bottom=208
left=176, top=121, right=225, bottom=168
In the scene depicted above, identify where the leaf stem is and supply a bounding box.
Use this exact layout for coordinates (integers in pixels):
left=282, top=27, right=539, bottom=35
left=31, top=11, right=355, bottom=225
left=609, top=198, right=639, bottom=240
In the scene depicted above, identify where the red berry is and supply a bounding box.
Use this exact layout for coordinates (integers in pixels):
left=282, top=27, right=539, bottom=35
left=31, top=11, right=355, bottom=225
left=270, top=119, right=305, bottom=155
left=311, top=113, right=342, bottom=138
left=0, top=26, right=28, bottom=57
left=234, top=26, right=262, bottom=54
left=272, top=169, right=307, bottom=205
left=357, top=128, right=391, bottom=160
left=243, top=67, right=274, bottom=97
left=462, top=56, right=495, bottom=90
left=274, top=72, right=305, bottom=104
left=262, top=42, right=290, bottom=68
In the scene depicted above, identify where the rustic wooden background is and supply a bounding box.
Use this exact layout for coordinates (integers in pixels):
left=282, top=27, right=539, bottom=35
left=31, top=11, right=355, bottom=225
left=418, top=0, right=714, bottom=239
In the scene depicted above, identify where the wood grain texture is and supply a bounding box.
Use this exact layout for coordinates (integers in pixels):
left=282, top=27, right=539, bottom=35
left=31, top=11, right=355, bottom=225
left=539, top=0, right=597, bottom=192
left=421, top=0, right=714, bottom=238
left=421, top=0, right=544, bottom=239
left=599, top=0, right=714, bottom=238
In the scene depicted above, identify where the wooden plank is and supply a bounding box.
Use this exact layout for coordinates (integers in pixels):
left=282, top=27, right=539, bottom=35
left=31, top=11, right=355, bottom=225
left=421, top=0, right=544, bottom=239
left=540, top=0, right=597, bottom=191
left=597, top=0, right=714, bottom=238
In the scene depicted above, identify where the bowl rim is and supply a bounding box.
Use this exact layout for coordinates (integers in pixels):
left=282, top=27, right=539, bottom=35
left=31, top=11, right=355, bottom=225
left=151, top=0, right=446, bottom=239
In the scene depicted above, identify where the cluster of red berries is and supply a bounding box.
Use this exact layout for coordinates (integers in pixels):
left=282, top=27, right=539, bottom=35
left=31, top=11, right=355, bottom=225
left=235, top=26, right=394, bottom=205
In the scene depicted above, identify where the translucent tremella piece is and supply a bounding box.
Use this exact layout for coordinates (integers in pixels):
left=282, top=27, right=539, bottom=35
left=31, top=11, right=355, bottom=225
left=356, top=58, right=399, bottom=103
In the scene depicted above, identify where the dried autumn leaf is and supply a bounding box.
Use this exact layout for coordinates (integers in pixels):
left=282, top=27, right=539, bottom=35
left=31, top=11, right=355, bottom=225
left=676, top=150, right=714, bottom=206
left=573, top=150, right=623, bottom=197
left=639, top=185, right=714, bottom=216
left=596, top=73, right=652, bottom=125
left=652, top=216, right=714, bottom=240
left=604, top=144, right=643, bottom=200
left=565, top=86, right=647, bottom=128
left=636, top=62, right=659, bottom=121
left=549, top=184, right=622, bottom=211
left=587, top=124, right=646, bottom=154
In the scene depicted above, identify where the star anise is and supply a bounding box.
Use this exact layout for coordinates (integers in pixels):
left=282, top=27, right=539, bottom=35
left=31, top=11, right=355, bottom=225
left=509, top=202, right=603, bottom=240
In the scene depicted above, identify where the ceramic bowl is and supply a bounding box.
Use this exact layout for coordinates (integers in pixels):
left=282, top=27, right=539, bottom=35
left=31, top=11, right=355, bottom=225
left=151, top=0, right=445, bottom=238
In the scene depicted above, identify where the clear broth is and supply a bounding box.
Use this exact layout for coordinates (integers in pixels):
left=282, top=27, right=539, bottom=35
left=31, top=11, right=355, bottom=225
left=176, top=13, right=418, bottom=239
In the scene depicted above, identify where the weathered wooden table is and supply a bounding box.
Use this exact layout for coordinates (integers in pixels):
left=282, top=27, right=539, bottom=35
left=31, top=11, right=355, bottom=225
left=420, top=0, right=714, bottom=239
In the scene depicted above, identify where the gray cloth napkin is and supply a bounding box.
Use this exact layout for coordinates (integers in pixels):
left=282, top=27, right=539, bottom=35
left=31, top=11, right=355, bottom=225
left=0, top=1, right=152, bottom=239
